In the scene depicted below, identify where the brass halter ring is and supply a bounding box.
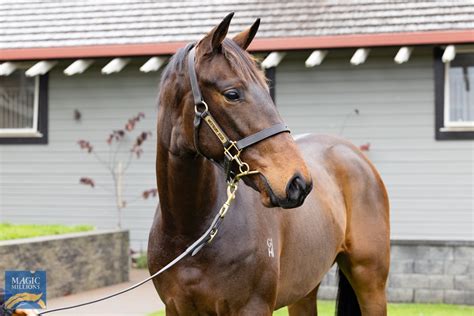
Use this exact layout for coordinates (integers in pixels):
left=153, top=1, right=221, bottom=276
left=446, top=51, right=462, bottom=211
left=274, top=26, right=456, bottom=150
left=194, top=101, right=209, bottom=114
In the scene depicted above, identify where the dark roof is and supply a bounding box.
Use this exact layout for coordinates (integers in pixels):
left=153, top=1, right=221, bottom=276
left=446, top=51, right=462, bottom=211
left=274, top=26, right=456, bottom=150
left=1, top=0, right=473, bottom=50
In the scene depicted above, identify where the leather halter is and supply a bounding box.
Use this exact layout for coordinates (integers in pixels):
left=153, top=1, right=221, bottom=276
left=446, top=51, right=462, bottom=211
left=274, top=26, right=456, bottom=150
left=187, top=46, right=290, bottom=180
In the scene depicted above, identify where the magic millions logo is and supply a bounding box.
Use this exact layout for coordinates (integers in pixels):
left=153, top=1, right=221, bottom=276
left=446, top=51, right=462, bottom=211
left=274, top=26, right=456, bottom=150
left=4, top=271, right=46, bottom=310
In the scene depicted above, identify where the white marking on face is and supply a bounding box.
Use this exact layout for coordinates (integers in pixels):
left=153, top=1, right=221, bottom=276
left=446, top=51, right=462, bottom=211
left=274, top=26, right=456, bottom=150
left=267, top=238, right=275, bottom=258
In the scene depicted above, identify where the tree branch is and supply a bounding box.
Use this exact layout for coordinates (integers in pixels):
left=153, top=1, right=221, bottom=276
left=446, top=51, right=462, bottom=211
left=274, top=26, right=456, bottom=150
left=92, top=151, right=113, bottom=172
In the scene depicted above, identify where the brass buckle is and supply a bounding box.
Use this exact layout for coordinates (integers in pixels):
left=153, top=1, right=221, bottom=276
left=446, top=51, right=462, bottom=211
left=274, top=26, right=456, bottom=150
left=224, top=141, right=241, bottom=161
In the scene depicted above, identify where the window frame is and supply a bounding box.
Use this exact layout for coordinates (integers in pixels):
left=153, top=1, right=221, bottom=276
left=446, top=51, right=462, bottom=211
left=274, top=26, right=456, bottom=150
left=0, top=73, right=48, bottom=144
left=434, top=47, right=474, bottom=140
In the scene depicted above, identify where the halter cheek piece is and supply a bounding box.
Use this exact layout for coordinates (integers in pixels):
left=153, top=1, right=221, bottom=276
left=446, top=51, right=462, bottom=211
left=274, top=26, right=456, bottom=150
left=187, top=46, right=290, bottom=181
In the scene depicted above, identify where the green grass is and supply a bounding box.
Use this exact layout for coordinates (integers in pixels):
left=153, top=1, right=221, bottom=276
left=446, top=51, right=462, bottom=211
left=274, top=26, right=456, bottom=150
left=0, top=222, right=94, bottom=241
left=148, top=301, right=474, bottom=316
left=134, top=252, right=148, bottom=269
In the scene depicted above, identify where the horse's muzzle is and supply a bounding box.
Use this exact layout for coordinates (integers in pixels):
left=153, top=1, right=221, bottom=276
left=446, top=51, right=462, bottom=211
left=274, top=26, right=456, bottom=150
left=271, top=173, right=313, bottom=209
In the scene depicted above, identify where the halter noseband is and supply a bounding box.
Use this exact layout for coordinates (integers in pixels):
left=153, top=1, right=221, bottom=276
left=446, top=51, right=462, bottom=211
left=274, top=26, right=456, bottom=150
left=187, top=46, right=290, bottom=181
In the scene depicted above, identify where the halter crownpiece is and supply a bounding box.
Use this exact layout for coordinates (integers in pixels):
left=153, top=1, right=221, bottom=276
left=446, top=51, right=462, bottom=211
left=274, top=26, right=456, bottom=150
left=187, top=46, right=290, bottom=181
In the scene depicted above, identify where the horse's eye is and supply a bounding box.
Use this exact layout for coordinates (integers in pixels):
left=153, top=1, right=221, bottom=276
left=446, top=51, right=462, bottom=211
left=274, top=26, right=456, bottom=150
left=223, top=89, right=240, bottom=101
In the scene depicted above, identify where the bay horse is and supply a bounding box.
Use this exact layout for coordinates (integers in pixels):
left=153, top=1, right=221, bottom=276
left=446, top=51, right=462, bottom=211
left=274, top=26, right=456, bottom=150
left=148, top=13, right=390, bottom=316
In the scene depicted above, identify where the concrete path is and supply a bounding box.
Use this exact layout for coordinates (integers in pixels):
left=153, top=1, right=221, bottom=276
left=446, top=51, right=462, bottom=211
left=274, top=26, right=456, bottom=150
left=46, top=269, right=164, bottom=316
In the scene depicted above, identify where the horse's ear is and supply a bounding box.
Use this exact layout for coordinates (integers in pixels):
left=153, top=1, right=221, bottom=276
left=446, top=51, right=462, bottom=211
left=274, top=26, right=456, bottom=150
left=232, top=18, right=260, bottom=50
left=198, top=12, right=234, bottom=55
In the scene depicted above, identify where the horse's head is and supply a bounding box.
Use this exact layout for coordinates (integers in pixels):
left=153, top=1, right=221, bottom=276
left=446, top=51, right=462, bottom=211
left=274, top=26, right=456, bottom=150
left=162, top=13, right=312, bottom=209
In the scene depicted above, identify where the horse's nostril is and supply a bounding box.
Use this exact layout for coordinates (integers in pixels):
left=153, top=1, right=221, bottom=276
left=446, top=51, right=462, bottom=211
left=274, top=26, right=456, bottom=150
left=275, top=173, right=312, bottom=209
left=286, top=174, right=307, bottom=201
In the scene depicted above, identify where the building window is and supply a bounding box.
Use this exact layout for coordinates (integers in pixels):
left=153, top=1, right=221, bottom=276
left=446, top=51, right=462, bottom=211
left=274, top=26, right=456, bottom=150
left=434, top=47, right=474, bottom=140
left=0, top=71, right=48, bottom=144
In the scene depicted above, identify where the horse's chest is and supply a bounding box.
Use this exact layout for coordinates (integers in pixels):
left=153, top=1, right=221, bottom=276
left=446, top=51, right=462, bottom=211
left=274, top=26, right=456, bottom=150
left=156, top=246, right=277, bottom=314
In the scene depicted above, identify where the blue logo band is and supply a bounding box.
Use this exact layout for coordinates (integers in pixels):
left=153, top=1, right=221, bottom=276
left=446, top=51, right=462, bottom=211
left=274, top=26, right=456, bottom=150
left=4, top=271, right=47, bottom=310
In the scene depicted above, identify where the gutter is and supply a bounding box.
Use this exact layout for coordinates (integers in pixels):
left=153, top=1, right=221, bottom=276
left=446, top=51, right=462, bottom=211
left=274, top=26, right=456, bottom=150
left=1, top=30, right=473, bottom=61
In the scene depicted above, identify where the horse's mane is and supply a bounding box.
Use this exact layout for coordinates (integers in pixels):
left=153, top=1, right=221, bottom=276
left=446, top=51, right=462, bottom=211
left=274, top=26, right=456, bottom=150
left=160, top=39, right=268, bottom=95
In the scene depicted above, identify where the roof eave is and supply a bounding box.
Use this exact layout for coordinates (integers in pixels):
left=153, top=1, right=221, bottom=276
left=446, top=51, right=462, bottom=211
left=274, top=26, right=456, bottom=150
left=250, top=29, right=474, bottom=51
left=1, top=30, right=473, bottom=61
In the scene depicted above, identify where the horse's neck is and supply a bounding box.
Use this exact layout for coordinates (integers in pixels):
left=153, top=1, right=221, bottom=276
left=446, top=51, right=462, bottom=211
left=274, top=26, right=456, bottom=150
left=156, top=148, right=221, bottom=237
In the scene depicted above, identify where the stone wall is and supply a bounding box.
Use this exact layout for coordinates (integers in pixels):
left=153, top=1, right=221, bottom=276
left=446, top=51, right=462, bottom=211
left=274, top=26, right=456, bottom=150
left=0, top=230, right=129, bottom=299
left=317, top=240, right=473, bottom=305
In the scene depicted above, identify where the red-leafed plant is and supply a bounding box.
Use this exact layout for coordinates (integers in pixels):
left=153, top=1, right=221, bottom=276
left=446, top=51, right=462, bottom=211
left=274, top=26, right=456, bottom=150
left=77, top=112, right=157, bottom=228
left=359, top=143, right=371, bottom=152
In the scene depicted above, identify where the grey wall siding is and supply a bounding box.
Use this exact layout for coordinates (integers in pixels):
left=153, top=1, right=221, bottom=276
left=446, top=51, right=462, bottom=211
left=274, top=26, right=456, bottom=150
left=0, top=62, right=160, bottom=249
left=276, top=48, right=473, bottom=241
left=0, top=49, right=472, bottom=248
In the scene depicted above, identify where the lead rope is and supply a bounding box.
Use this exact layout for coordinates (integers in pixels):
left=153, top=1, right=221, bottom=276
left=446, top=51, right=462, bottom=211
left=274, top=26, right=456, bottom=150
left=36, top=168, right=257, bottom=315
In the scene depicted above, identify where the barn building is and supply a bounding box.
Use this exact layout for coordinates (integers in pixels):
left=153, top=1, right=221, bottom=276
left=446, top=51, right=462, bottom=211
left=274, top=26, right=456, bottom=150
left=0, top=1, right=473, bottom=304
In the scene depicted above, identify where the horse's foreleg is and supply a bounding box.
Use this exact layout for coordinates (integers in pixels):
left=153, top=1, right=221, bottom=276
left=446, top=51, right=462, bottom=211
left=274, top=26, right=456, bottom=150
left=287, top=285, right=319, bottom=316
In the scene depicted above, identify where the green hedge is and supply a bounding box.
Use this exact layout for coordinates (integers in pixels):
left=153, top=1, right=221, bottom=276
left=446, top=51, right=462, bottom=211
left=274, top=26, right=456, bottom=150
left=0, top=222, right=94, bottom=241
